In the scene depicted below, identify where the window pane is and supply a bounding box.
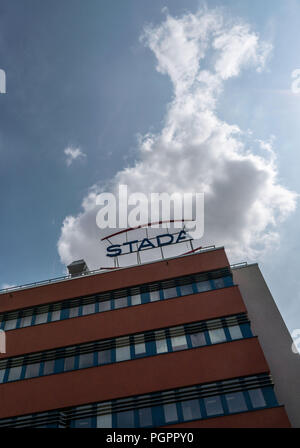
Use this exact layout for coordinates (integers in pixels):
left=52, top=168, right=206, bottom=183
left=155, top=331, right=168, bottom=354
left=248, top=388, right=266, bottom=408
left=82, top=303, right=95, bottom=316
left=99, top=300, right=111, bottom=312
left=114, top=297, right=128, bottom=309
left=51, top=310, right=61, bottom=322
left=190, top=332, right=206, bottom=347
left=163, top=287, right=177, bottom=299
left=138, top=407, right=152, bottom=427
left=225, top=392, right=247, bottom=413
left=4, top=319, right=17, bottom=331
left=98, top=349, right=112, bottom=365
left=149, top=290, right=160, bottom=302
left=196, top=280, right=211, bottom=292
left=69, top=306, right=80, bottom=318
left=0, top=369, right=5, bottom=383
left=79, top=352, right=94, bottom=369
left=43, top=359, right=55, bottom=375
left=170, top=326, right=187, bottom=351
left=182, top=399, right=201, bottom=421
left=97, top=413, right=112, bottom=428
left=204, top=396, right=224, bottom=416
left=64, top=356, right=76, bottom=371
left=116, top=410, right=135, bottom=428
left=25, top=363, right=40, bottom=379
left=7, top=365, right=22, bottom=382
left=228, top=325, right=243, bottom=340
left=116, top=338, right=131, bottom=362
left=180, top=284, right=194, bottom=296
left=209, top=327, right=226, bottom=344
left=131, top=293, right=141, bottom=305
left=134, top=335, right=146, bottom=355
left=34, top=313, right=48, bottom=325
left=20, top=315, right=32, bottom=328
left=213, top=278, right=225, bottom=289
left=73, top=417, right=93, bottom=428
left=163, top=403, right=178, bottom=423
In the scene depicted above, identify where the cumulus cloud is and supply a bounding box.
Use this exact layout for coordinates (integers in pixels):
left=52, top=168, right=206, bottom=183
left=57, top=8, right=297, bottom=269
left=64, top=146, right=86, bottom=166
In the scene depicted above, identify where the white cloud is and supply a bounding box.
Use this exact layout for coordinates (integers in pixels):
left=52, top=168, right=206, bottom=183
left=64, top=146, right=86, bottom=166
left=57, top=8, right=297, bottom=269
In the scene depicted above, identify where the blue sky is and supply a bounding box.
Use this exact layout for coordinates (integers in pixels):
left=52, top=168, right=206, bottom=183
left=0, top=0, right=300, bottom=333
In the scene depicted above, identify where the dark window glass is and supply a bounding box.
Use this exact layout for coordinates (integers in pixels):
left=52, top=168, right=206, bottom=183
left=79, top=352, right=94, bottom=369
left=99, top=301, right=111, bottom=312
left=64, top=356, right=76, bottom=371
left=182, top=399, right=201, bottom=421
left=0, top=369, right=5, bottom=383
left=196, top=280, right=211, bottom=293
left=69, top=306, right=80, bottom=318
left=7, top=365, right=22, bottom=382
left=163, top=403, right=178, bottom=423
left=163, top=287, right=177, bottom=299
left=20, top=315, right=32, bottom=328
left=190, top=332, right=206, bottom=347
left=72, top=417, right=93, bottom=428
left=225, top=392, right=247, bottom=413
left=114, top=297, right=128, bottom=309
left=116, top=410, right=135, bottom=428
left=98, top=349, right=112, bottom=365
left=248, top=388, right=266, bottom=408
left=204, top=396, right=224, bottom=416
left=82, top=303, right=95, bottom=316
left=180, top=284, right=194, bottom=296
left=43, top=359, right=55, bottom=376
left=24, top=363, right=40, bottom=379
left=138, top=407, right=152, bottom=427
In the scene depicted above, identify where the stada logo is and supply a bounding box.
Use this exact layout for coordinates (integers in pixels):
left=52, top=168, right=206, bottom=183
left=106, top=229, right=189, bottom=257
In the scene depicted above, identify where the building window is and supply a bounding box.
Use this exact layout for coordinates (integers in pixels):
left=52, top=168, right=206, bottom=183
left=179, top=284, right=194, bottom=296
left=213, top=278, right=225, bottom=289
left=7, top=365, right=22, bottom=382
left=204, top=396, right=224, bottom=417
left=116, top=410, right=135, bottom=428
left=196, top=280, right=212, bottom=293
left=208, top=326, right=227, bottom=344
left=82, top=303, right=95, bottom=316
left=248, top=388, right=266, bottom=408
left=155, top=330, right=168, bottom=354
left=19, top=315, right=32, bottom=328
left=116, top=337, right=131, bottom=362
left=79, top=352, right=94, bottom=369
left=134, top=335, right=146, bottom=356
left=163, top=402, right=178, bottom=423
left=228, top=325, right=243, bottom=340
left=0, top=369, right=5, bottom=383
left=225, top=392, right=247, bottom=413
left=34, top=313, right=48, bottom=325
left=138, top=402, right=153, bottom=427
left=97, top=412, right=112, bottom=428
left=69, top=306, right=80, bottom=318
left=72, top=417, right=94, bottom=428
left=98, top=349, right=112, bottom=365
left=64, top=356, right=76, bottom=372
left=24, top=363, right=40, bottom=379
left=149, top=290, right=160, bottom=302
left=190, top=331, right=207, bottom=348
left=114, top=297, right=128, bottom=309
left=50, top=310, right=61, bottom=322
left=3, top=319, right=17, bottom=331
left=181, top=399, right=202, bottom=421
left=163, top=287, right=177, bottom=299
left=43, top=359, right=55, bottom=376
left=131, top=293, right=141, bottom=306
left=170, top=326, right=188, bottom=351
left=99, top=301, right=111, bottom=312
